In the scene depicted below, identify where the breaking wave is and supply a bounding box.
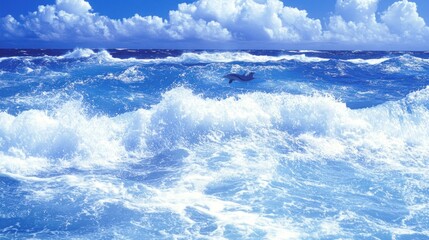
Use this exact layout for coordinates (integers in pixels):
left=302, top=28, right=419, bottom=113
left=2, top=86, right=429, bottom=176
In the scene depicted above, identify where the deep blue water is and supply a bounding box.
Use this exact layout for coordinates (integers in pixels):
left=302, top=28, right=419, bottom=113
left=0, top=48, right=429, bottom=239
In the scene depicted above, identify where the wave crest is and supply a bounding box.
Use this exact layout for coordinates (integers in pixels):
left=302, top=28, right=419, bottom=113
left=162, top=52, right=329, bottom=63
left=56, top=49, right=330, bottom=63
left=58, top=48, right=116, bottom=63
left=61, top=48, right=96, bottom=59
left=1, top=87, right=429, bottom=176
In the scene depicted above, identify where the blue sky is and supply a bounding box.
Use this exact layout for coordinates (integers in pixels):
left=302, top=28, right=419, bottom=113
left=1, top=0, right=429, bottom=49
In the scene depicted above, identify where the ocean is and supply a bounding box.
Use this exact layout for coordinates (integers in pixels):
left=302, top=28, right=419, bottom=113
left=0, top=48, right=429, bottom=239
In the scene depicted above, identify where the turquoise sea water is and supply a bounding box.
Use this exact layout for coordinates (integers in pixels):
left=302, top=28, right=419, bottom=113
left=1, top=49, right=429, bottom=239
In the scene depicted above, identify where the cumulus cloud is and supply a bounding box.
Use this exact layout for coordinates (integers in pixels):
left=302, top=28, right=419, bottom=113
left=381, top=0, right=429, bottom=40
left=325, top=0, right=392, bottom=43
left=0, top=0, right=230, bottom=43
left=335, top=0, right=379, bottom=22
left=0, top=0, right=322, bottom=45
left=1, top=0, right=115, bottom=41
left=0, top=0, right=428, bottom=49
left=1, top=15, right=26, bottom=38
left=176, top=0, right=322, bottom=41
left=114, top=14, right=168, bottom=39
left=167, top=7, right=231, bottom=41
left=56, top=0, right=92, bottom=15
left=325, top=15, right=392, bottom=43
left=325, top=0, right=429, bottom=46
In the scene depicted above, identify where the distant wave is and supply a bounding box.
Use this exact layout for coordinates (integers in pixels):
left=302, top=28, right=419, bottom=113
left=342, top=54, right=429, bottom=66
left=60, top=48, right=97, bottom=59
left=343, top=57, right=391, bottom=65
left=289, top=50, right=323, bottom=53
left=2, top=49, right=429, bottom=67
left=54, top=48, right=330, bottom=63
left=163, top=52, right=330, bottom=63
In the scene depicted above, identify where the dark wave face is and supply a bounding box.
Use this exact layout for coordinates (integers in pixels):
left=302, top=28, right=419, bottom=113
left=1, top=49, right=429, bottom=239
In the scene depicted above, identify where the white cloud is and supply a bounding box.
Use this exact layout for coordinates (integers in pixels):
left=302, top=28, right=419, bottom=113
left=10, top=2, right=113, bottom=41
left=335, top=0, right=379, bottom=22
left=381, top=0, right=429, bottom=40
left=177, top=0, right=322, bottom=41
left=1, top=15, right=25, bottom=38
left=0, top=0, right=322, bottom=44
left=326, top=0, right=392, bottom=43
left=325, top=0, right=429, bottom=46
left=0, top=0, right=428, bottom=49
left=0, top=0, right=232, bottom=43
left=113, top=14, right=168, bottom=40
left=325, top=15, right=393, bottom=43
left=56, top=0, right=92, bottom=15
left=167, top=8, right=231, bottom=41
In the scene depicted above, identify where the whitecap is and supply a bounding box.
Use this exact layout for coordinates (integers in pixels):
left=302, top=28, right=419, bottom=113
left=102, top=66, right=145, bottom=83
left=343, top=57, right=390, bottom=65
left=60, top=48, right=96, bottom=59
left=163, top=52, right=330, bottom=63
left=2, top=87, right=429, bottom=176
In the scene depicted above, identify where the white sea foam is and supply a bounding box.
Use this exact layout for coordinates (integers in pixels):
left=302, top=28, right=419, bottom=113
left=101, top=66, right=145, bottom=83
left=3, top=50, right=427, bottom=69
left=343, top=57, right=390, bottom=65
left=3, top=49, right=429, bottom=238
left=383, top=65, right=401, bottom=73
left=55, top=48, right=119, bottom=64
left=0, top=101, right=131, bottom=174
left=1, top=86, right=429, bottom=176
left=161, top=52, right=330, bottom=63
left=289, top=50, right=322, bottom=53
left=2, top=86, right=429, bottom=238
left=54, top=49, right=329, bottom=64
left=398, top=54, right=429, bottom=71
left=60, top=48, right=97, bottom=59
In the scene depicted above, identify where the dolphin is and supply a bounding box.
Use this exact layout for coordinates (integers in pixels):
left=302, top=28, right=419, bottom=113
left=223, top=72, right=255, bottom=84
